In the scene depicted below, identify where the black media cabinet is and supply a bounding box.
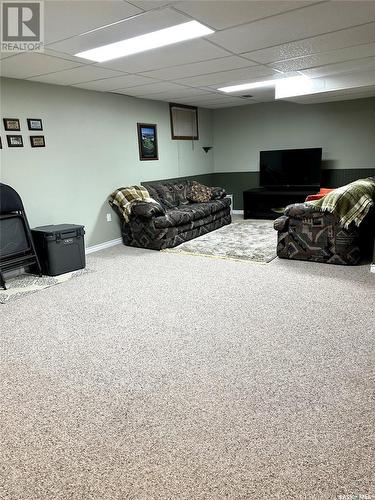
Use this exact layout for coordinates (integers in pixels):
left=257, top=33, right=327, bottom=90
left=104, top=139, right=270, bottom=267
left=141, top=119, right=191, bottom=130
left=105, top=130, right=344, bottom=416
left=243, top=187, right=317, bottom=219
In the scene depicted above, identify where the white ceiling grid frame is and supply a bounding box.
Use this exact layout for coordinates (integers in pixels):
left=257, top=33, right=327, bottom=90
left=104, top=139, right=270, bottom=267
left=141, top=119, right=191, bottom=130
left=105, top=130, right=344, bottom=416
left=0, top=1, right=375, bottom=106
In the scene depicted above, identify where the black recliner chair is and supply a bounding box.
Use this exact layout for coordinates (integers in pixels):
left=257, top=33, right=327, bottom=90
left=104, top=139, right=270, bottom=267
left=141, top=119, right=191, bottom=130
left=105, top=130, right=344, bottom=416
left=0, top=183, right=42, bottom=289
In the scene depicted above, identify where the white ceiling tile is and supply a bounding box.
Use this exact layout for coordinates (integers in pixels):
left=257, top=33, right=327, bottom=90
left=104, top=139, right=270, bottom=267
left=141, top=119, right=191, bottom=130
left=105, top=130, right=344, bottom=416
left=206, top=100, right=256, bottom=108
left=139, top=55, right=256, bottom=80
left=177, top=93, right=232, bottom=103
left=174, top=66, right=277, bottom=87
left=129, top=0, right=173, bottom=10
left=300, top=56, right=375, bottom=78
left=242, top=23, right=375, bottom=64
left=209, top=2, right=375, bottom=54
left=45, top=1, right=143, bottom=44
left=47, top=8, right=189, bottom=54
left=100, top=39, right=231, bottom=73
left=136, top=88, right=211, bottom=100
left=27, top=66, right=123, bottom=85
left=113, top=81, right=190, bottom=96
left=0, top=53, right=82, bottom=79
left=72, top=74, right=153, bottom=91
left=175, top=0, right=314, bottom=30
left=288, top=85, right=375, bottom=103
left=270, top=43, right=375, bottom=72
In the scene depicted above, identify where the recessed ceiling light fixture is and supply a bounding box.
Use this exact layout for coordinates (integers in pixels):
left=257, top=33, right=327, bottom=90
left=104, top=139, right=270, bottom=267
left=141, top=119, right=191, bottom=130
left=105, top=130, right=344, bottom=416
left=217, top=75, right=311, bottom=95
left=75, top=20, right=214, bottom=62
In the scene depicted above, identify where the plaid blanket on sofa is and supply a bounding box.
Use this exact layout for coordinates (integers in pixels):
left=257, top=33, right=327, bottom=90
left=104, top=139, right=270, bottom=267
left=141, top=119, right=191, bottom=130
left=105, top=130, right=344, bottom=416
left=306, top=177, right=375, bottom=228
left=109, top=185, right=157, bottom=222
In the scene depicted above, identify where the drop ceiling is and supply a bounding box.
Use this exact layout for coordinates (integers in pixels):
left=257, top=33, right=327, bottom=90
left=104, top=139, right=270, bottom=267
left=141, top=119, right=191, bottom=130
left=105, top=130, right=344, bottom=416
left=1, top=0, right=375, bottom=108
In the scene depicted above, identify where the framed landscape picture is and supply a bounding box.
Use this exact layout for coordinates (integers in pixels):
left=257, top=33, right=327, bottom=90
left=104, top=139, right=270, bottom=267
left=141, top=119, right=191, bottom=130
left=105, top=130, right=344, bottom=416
left=27, top=118, right=43, bottom=131
left=7, top=135, right=23, bottom=147
left=137, top=123, right=158, bottom=161
left=3, top=118, right=20, bottom=131
left=30, top=135, right=45, bottom=148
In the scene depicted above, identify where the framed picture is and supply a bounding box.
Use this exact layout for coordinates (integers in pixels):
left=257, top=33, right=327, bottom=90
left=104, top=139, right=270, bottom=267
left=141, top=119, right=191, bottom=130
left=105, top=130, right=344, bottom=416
left=3, top=118, right=20, bottom=131
left=27, top=118, right=43, bottom=131
left=137, top=123, right=158, bottom=161
left=169, top=103, right=199, bottom=140
left=30, top=135, right=45, bottom=148
left=7, top=135, right=23, bottom=147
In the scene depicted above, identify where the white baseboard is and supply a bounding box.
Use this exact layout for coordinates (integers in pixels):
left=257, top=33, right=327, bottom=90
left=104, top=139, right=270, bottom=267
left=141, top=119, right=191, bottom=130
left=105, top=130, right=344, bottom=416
left=85, top=237, right=122, bottom=255
left=232, top=210, right=244, bottom=215
left=371, top=264, right=375, bottom=274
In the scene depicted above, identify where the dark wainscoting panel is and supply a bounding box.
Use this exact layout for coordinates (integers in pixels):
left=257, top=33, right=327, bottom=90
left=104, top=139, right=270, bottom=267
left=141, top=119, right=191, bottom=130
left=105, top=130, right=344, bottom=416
left=211, top=172, right=259, bottom=210
left=142, top=173, right=215, bottom=188
left=321, top=168, right=375, bottom=187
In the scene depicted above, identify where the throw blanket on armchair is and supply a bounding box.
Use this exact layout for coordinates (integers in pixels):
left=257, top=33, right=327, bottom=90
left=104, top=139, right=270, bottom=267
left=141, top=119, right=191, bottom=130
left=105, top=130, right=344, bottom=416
left=109, top=185, right=159, bottom=222
left=306, top=177, right=375, bottom=228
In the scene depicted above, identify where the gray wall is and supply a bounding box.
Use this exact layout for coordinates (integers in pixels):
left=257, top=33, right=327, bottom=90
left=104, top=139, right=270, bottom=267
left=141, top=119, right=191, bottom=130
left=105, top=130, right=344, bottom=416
left=1, top=76, right=374, bottom=240
left=0, top=77, right=213, bottom=246
left=212, top=98, right=375, bottom=208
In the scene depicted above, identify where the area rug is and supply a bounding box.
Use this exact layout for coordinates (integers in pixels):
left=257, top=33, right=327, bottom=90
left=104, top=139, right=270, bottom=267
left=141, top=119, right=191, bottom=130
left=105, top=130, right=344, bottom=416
left=0, top=268, right=90, bottom=304
left=163, top=219, right=277, bottom=263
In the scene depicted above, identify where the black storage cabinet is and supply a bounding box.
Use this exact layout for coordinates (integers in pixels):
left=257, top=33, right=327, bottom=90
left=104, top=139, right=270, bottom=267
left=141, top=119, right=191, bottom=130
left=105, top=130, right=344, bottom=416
left=31, top=224, right=85, bottom=276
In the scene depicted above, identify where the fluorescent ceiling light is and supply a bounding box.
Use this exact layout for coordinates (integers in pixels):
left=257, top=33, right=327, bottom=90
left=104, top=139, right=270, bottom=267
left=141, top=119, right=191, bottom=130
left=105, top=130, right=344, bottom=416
left=75, top=20, right=214, bottom=62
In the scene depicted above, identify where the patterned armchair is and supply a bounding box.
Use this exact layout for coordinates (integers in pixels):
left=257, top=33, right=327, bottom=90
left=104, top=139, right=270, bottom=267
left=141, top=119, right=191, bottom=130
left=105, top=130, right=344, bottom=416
left=274, top=203, right=374, bottom=265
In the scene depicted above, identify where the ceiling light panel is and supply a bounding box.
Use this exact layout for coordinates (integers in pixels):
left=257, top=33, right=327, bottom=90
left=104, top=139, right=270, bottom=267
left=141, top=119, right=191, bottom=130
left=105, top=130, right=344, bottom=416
left=75, top=21, right=214, bottom=62
left=48, top=8, right=190, bottom=55
left=98, top=39, right=230, bottom=74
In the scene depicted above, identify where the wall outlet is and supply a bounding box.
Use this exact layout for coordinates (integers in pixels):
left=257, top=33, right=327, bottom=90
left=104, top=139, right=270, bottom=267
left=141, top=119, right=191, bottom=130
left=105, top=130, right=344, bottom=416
left=106, top=213, right=112, bottom=222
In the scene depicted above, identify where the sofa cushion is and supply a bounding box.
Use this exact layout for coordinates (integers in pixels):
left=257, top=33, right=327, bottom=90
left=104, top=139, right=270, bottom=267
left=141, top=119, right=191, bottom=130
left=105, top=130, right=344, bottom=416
left=143, top=180, right=192, bottom=209
left=187, top=181, right=212, bottom=203
left=153, top=199, right=230, bottom=228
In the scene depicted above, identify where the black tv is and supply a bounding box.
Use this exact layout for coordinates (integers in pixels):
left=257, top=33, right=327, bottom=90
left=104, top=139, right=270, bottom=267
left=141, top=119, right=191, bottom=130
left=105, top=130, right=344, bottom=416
left=259, top=148, right=322, bottom=189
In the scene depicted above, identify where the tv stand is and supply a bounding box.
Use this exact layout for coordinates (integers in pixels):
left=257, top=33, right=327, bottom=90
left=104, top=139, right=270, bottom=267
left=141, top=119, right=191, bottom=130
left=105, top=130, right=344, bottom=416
left=243, top=187, right=318, bottom=219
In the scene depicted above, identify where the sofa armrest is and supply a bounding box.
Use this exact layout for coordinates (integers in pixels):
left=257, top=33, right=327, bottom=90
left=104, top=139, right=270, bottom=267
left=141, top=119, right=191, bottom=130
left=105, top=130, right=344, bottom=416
left=132, top=201, right=165, bottom=218
left=284, top=203, right=323, bottom=219
left=211, top=187, right=227, bottom=200
left=274, top=215, right=289, bottom=232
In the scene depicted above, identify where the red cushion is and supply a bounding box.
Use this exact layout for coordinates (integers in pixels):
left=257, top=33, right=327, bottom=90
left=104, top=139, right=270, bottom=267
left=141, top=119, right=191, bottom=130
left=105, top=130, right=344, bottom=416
left=305, top=188, right=334, bottom=202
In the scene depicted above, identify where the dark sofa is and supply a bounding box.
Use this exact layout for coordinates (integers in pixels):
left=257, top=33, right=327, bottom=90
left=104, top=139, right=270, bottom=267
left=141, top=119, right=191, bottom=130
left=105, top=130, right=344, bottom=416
left=274, top=203, right=375, bottom=265
left=113, top=179, right=231, bottom=250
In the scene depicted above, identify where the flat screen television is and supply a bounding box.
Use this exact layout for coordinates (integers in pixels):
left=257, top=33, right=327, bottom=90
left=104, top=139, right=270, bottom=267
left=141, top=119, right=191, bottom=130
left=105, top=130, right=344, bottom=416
left=259, top=148, right=322, bottom=188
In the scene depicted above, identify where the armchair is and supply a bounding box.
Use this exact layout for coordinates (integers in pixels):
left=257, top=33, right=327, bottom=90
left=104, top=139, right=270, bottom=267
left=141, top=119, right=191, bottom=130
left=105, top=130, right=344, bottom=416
left=274, top=203, right=374, bottom=265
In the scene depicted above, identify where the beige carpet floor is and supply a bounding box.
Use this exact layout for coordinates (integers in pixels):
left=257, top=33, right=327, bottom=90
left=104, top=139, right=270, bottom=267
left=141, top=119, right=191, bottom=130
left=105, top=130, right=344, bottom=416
left=1, top=245, right=374, bottom=500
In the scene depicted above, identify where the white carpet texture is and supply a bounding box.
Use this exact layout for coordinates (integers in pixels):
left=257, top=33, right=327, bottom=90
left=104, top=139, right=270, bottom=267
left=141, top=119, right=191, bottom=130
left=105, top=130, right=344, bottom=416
left=1, top=246, right=374, bottom=500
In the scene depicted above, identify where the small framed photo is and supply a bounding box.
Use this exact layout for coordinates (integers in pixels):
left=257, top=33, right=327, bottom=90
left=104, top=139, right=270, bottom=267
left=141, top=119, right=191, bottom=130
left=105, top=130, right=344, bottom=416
left=137, top=123, right=158, bottom=161
left=30, top=135, right=45, bottom=148
left=27, top=118, right=43, bottom=131
left=3, top=118, right=20, bottom=131
left=7, top=135, right=23, bottom=147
